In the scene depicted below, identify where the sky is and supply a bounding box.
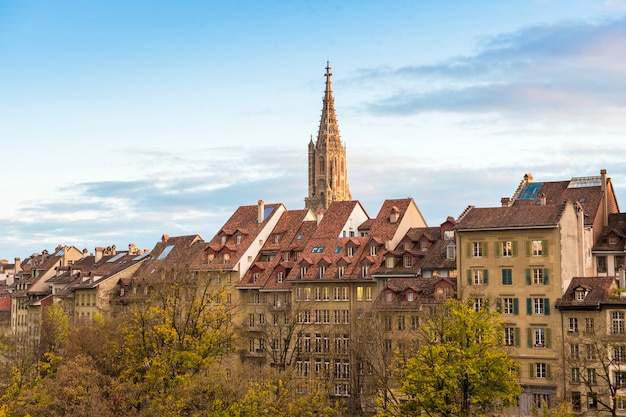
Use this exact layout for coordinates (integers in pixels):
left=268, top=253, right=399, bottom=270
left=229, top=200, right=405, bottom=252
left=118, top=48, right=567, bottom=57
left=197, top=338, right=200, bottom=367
left=2, top=0, right=626, bottom=259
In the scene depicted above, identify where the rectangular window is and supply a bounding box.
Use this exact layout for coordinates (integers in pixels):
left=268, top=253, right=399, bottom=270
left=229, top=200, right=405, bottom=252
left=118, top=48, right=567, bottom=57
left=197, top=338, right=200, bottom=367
left=587, top=344, right=596, bottom=361
left=366, top=287, right=372, bottom=301
left=588, top=368, right=597, bottom=385
left=588, top=392, right=597, bottom=409
left=323, top=287, right=329, bottom=301
left=614, top=371, right=626, bottom=388
left=342, top=310, right=349, bottom=324
left=569, top=318, right=578, bottom=333
left=614, top=345, right=625, bottom=362
left=342, top=287, right=349, bottom=301
left=534, top=328, right=545, bottom=347
left=572, top=367, right=580, bottom=383
left=502, top=241, right=512, bottom=257
left=323, top=309, right=330, bottom=324
left=473, top=298, right=483, bottom=312
left=532, top=240, right=543, bottom=256
left=503, top=297, right=516, bottom=315
left=501, top=269, right=512, bottom=285
left=534, top=393, right=550, bottom=409
left=404, top=256, right=412, bottom=268
left=338, top=265, right=345, bottom=278
left=356, top=286, right=364, bottom=301
left=536, top=363, right=547, bottom=378
left=473, top=242, right=483, bottom=257
left=615, top=255, right=625, bottom=271
left=333, top=287, right=340, bottom=301
left=398, top=316, right=405, bottom=331
left=411, top=316, right=419, bottom=330
left=369, top=245, right=377, bottom=256
left=473, top=269, right=484, bottom=285
left=333, top=310, right=340, bottom=324
left=384, top=315, right=391, bottom=331
left=534, top=298, right=544, bottom=315
left=386, top=257, right=394, bottom=268
left=570, top=343, right=579, bottom=360
left=304, top=287, right=311, bottom=301
left=612, top=311, right=625, bottom=334
left=314, top=287, right=321, bottom=301
left=446, top=244, right=456, bottom=260
left=597, top=256, right=607, bottom=273
left=504, top=327, right=515, bottom=346
left=277, top=271, right=284, bottom=282
left=585, top=318, right=594, bottom=333
left=572, top=391, right=581, bottom=411
left=532, top=268, right=544, bottom=284
left=361, top=264, right=368, bottom=277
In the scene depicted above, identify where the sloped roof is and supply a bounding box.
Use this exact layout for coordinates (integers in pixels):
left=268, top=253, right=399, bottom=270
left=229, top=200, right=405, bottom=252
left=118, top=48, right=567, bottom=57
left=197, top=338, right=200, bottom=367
left=593, top=213, right=626, bottom=251
left=456, top=203, right=567, bottom=230
left=556, top=276, right=622, bottom=309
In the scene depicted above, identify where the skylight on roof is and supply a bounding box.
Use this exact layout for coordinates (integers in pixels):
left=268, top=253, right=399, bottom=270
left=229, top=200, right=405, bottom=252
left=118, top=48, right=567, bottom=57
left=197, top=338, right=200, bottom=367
left=264, top=207, right=275, bottom=220
left=157, top=245, right=175, bottom=260
left=335, top=246, right=341, bottom=253
left=107, top=253, right=125, bottom=263
left=297, top=234, right=303, bottom=240
left=518, top=183, right=543, bottom=199
left=568, top=176, right=602, bottom=188
left=132, top=252, right=150, bottom=261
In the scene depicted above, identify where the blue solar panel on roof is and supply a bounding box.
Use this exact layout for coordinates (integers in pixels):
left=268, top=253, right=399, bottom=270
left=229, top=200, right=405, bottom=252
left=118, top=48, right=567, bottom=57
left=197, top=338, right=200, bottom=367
left=264, top=207, right=275, bottom=220
left=157, top=244, right=175, bottom=260
left=132, top=252, right=150, bottom=261
left=518, top=183, right=543, bottom=199
left=107, top=253, right=125, bottom=263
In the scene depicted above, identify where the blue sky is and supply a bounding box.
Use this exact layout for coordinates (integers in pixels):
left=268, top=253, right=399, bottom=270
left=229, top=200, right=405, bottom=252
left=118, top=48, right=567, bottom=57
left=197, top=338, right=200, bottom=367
left=2, top=0, right=626, bottom=259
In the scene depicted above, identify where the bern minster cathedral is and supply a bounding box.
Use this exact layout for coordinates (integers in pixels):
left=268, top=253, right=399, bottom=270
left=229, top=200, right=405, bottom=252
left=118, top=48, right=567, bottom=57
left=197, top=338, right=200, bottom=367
left=305, top=62, right=352, bottom=212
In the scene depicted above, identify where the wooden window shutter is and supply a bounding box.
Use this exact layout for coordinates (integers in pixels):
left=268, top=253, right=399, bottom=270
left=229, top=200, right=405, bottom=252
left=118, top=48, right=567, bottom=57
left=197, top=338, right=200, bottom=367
left=525, top=269, right=531, bottom=285
left=483, top=269, right=489, bottom=284
left=526, top=298, right=532, bottom=315
left=515, top=327, right=521, bottom=347
left=513, top=298, right=519, bottom=315
left=543, top=268, right=549, bottom=285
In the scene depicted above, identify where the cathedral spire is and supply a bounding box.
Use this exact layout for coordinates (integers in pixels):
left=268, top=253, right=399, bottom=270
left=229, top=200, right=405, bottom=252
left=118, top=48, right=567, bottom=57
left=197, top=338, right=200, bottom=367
left=305, top=62, right=352, bottom=212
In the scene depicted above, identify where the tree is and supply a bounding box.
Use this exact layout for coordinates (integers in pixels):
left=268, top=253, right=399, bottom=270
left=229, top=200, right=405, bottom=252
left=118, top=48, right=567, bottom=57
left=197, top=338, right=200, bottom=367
left=399, top=299, right=521, bottom=417
left=564, top=318, right=626, bottom=417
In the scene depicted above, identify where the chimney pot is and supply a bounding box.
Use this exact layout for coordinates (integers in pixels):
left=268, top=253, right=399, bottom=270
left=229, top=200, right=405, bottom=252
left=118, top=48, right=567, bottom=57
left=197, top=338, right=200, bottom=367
left=258, top=200, right=265, bottom=224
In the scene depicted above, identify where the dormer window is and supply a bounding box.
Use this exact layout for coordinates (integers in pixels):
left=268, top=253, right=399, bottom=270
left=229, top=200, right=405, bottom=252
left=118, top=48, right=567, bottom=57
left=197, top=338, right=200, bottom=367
left=421, top=241, right=428, bottom=251
left=407, top=292, right=414, bottom=302
left=347, top=246, right=354, bottom=257
left=274, top=234, right=280, bottom=244
left=277, top=271, right=284, bottom=283
left=444, top=230, right=454, bottom=240
left=319, top=265, right=326, bottom=279
left=386, top=292, right=393, bottom=302
left=253, top=272, right=259, bottom=283
left=404, top=242, right=412, bottom=250
left=221, top=235, right=227, bottom=245
left=361, top=264, right=368, bottom=277
left=369, top=245, right=377, bottom=256
left=404, top=256, right=412, bottom=268
left=446, top=244, right=456, bottom=260
left=236, top=234, right=242, bottom=244
left=609, top=236, right=618, bottom=245
left=338, top=265, right=345, bottom=278
left=300, top=266, right=307, bottom=279
left=386, top=257, right=394, bottom=268
left=576, top=289, right=586, bottom=301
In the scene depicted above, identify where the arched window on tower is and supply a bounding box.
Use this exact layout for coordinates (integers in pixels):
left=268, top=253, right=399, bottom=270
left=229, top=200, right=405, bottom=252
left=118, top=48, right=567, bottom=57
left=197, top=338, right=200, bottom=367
left=319, top=157, right=325, bottom=173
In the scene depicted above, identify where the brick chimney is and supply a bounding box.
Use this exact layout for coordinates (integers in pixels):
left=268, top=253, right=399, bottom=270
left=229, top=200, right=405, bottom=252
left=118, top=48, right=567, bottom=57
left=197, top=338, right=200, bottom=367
left=501, top=197, right=511, bottom=207
left=95, top=247, right=104, bottom=263
left=258, top=200, right=265, bottom=224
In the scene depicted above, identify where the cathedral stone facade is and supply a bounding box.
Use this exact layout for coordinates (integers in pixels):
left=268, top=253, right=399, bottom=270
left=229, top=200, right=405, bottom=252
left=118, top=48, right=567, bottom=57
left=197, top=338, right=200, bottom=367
left=305, top=62, right=352, bottom=212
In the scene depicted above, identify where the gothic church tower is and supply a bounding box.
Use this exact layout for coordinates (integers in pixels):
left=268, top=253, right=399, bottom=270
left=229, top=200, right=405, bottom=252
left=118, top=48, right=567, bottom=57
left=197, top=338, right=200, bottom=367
left=305, top=62, right=352, bottom=212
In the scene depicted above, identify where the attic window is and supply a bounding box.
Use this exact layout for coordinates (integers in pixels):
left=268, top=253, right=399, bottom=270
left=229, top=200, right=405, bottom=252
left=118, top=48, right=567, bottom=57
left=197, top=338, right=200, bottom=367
left=236, top=234, right=242, bottom=244
left=407, top=292, right=414, bottom=302
left=157, top=245, right=175, bottom=260
left=386, top=292, right=393, bottom=302
left=221, top=235, right=227, bottom=245
left=346, top=246, right=354, bottom=257
left=274, top=235, right=280, bottom=244
left=334, top=246, right=341, bottom=253
left=576, top=289, right=586, bottom=301
left=609, top=236, right=619, bottom=245
left=297, top=234, right=304, bottom=240
left=386, top=257, right=394, bottom=268
left=369, top=245, right=377, bottom=256
left=421, top=241, right=428, bottom=251
left=404, top=242, right=412, bottom=250
left=444, top=230, right=454, bottom=240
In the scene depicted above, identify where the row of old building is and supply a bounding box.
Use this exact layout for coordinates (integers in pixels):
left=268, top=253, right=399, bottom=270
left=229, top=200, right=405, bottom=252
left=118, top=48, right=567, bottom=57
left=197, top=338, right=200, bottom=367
left=1, top=168, right=625, bottom=415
